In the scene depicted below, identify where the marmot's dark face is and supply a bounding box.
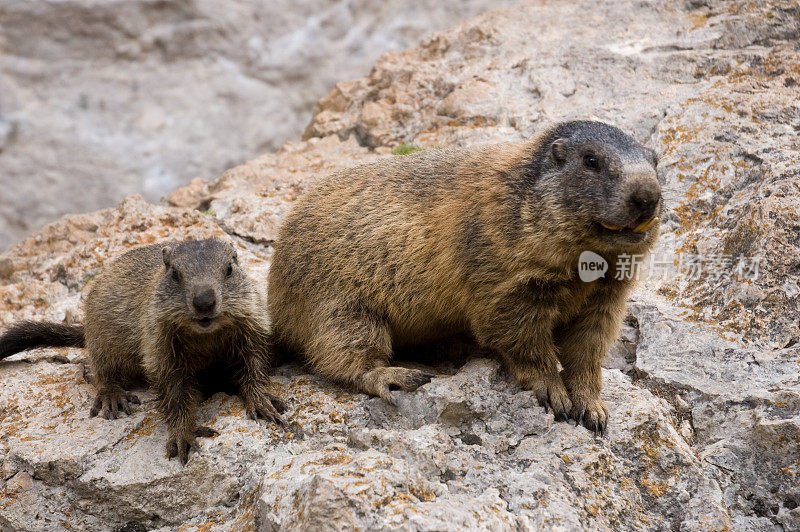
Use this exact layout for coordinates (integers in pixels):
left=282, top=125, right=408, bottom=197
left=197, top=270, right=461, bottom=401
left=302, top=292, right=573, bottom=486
left=539, top=121, right=662, bottom=253
left=158, top=240, right=249, bottom=334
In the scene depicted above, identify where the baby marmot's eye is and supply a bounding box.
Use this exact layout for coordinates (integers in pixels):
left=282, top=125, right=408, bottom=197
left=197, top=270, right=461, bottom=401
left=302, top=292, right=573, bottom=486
left=171, top=268, right=180, bottom=282
left=226, top=263, right=233, bottom=277
left=583, top=154, right=599, bottom=170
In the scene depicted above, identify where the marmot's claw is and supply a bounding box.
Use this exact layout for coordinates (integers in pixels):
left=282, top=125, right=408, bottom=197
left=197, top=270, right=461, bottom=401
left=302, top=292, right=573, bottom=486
left=363, top=366, right=433, bottom=400
left=411, top=371, right=435, bottom=388
left=90, top=388, right=138, bottom=420
left=245, top=396, right=288, bottom=429
left=195, top=426, right=219, bottom=438
left=590, top=419, right=608, bottom=438
left=538, top=396, right=550, bottom=414
left=269, top=394, right=288, bottom=413
left=538, top=396, right=571, bottom=421
left=89, top=396, right=103, bottom=417
left=166, top=432, right=199, bottom=465
left=273, top=414, right=288, bottom=429
left=575, top=408, right=585, bottom=428
left=567, top=392, right=608, bottom=436
left=532, top=377, right=572, bottom=421
left=549, top=398, right=570, bottom=421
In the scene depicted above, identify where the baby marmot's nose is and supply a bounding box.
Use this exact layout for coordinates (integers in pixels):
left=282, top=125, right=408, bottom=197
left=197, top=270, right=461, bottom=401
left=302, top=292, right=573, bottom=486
left=193, top=289, right=216, bottom=314
left=628, top=187, right=660, bottom=220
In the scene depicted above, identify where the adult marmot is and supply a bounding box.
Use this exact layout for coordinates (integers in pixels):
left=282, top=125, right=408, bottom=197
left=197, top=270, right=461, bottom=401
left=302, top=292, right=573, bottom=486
left=1, top=239, right=286, bottom=463
left=268, top=121, right=661, bottom=435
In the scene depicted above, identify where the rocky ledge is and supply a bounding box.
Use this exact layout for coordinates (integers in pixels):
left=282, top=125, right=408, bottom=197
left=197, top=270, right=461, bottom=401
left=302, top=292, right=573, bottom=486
left=1, top=0, right=799, bottom=530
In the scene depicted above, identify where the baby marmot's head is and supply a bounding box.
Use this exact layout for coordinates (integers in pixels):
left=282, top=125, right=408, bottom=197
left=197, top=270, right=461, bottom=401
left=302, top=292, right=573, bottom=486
left=530, top=120, right=662, bottom=254
left=158, top=239, right=252, bottom=334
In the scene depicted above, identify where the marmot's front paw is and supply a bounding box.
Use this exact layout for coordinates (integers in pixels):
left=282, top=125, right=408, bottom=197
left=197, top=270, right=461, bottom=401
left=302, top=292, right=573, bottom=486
left=166, top=431, right=197, bottom=465
left=89, top=388, right=140, bottom=419
left=166, top=426, right=218, bottom=464
left=569, top=393, right=608, bottom=437
left=527, top=374, right=572, bottom=421
left=244, top=393, right=287, bottom=428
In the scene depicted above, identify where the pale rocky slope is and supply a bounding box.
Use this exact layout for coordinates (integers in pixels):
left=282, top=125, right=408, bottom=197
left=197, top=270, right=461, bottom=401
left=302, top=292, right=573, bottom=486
left=0, top=0, right=516, bottom=251
left=1, top=0, right=799, bottom=530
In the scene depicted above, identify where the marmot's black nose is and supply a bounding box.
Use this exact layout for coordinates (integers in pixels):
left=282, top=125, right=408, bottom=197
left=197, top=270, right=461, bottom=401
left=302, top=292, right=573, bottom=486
left=193, top=289, right=216, bottom=313
left=628, top=187, right=660, bottom=220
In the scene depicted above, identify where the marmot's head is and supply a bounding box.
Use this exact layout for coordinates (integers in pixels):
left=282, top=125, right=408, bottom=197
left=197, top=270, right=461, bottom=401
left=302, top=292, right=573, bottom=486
left=157, top=239, right=252, bottom=334
left=529, top=120, right=662, bottom=254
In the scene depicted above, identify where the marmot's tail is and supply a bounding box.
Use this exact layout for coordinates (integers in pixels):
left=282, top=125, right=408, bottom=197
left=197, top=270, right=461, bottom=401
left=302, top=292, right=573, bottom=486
left=0, top=321, right=85, bottom=360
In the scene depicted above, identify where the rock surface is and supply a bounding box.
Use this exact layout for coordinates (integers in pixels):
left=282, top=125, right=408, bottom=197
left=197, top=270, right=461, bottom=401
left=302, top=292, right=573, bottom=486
left=0, top=0, right=516, bottom=251
left=1, top=0, right=799, bottom=530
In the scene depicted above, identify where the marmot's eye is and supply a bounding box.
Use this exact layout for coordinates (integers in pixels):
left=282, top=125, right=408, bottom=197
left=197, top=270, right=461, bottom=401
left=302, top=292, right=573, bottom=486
left=226, top=263, right=233, bottom=277
left=583, top=154, right=599, bottom=170
left=171, top=268, right=180, bottom=282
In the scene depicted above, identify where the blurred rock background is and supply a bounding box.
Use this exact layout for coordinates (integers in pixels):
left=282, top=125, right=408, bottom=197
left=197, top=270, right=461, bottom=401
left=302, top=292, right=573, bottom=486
left=0, top=0, right=516, bottom=250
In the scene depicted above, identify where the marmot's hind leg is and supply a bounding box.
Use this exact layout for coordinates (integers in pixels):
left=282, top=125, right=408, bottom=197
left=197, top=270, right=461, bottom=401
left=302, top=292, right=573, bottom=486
left=305, top=308, right=433, bottom=404
left=361, top=366, right=434, bottom=405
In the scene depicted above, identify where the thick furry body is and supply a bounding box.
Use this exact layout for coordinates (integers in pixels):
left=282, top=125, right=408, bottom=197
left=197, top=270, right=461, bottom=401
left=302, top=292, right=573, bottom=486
left=1, top=240, right=284, bottom=463
left=269, top=121, right=662, bottom=434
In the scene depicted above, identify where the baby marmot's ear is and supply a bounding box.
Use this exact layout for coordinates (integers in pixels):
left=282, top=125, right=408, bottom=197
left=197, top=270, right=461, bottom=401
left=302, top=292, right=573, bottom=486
left=228, top=243, right=239, bottom=264
left=162, top=246, right=173, bottom=268
left=550, top=138, right=568, bottom=165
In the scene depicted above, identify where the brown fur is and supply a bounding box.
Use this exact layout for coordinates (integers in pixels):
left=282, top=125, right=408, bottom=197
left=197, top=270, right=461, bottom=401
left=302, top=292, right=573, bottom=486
left=1, top=239, right=285, bottom=463
left=268, top=120, right=662, bottom=435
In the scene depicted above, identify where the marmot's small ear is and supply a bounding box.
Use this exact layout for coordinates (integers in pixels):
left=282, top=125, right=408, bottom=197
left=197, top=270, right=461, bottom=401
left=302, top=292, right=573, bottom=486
left=551, top=138, right=567, bottom=165
left=227, top=242, right=239, bottom=264
left=162, top=246, right=173, bottom=268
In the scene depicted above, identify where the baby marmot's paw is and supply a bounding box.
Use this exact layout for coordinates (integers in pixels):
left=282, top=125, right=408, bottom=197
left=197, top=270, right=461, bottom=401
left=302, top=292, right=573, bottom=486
left=166, top=426, right=219, bottom=465
left=244, top=392, right=287, bottom=428
left=89, top=388, right=140, bottom=419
